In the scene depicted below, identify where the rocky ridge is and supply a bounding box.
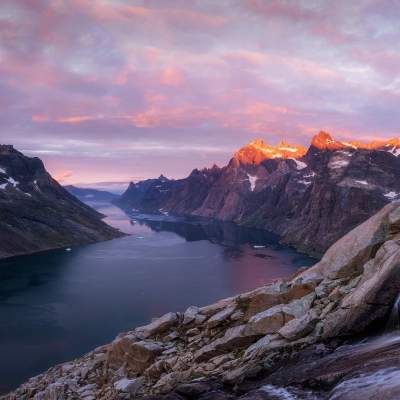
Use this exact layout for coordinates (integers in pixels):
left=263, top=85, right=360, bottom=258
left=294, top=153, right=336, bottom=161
left=0, top=145, right=123, bottom=258
left=6, top=201, right=400, bottom=399
left=115, top=131, right=400, bottom=257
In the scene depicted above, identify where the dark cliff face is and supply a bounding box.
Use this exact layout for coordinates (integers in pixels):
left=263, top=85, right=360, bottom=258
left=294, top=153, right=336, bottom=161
left=0, top=145, right=123, bottom=258
left=115, top=132, right=400, bottom=256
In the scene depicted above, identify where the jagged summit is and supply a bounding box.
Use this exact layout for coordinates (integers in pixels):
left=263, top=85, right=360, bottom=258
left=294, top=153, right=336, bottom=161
left=310, top=131, right=400, bottom=152
left=234, top=138, right=307, bottom=165
left=234, top=132, right=400, bottom=165
left=310, top=131, right=343, bottom=150
left=0, top=144, right=18, bottom=155
left=158, top=174, right=169, bottom=182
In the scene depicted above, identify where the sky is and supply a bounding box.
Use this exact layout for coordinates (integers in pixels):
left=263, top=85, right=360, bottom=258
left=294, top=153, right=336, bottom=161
left=1, top=0, right=400, bottom=188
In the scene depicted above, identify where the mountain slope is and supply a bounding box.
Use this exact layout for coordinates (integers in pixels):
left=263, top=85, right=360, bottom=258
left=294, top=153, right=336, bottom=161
left=115, top=132, right=400, bottom=256
left=64, top=185, right=119, bottom=203
left=0, top=145, right=123, bottom=258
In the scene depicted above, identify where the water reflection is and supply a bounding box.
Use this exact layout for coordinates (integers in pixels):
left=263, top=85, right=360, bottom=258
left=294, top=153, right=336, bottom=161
left=0, top=203, right=316, bottom=394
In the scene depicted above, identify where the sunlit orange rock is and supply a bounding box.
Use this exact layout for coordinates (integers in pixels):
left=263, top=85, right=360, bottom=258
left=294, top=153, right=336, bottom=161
left=233, top=138, right=307, bottom=165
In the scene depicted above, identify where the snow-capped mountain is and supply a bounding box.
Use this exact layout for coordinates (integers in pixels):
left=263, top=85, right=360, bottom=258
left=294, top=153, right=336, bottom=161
left=115, top=132, right=400, bottom=256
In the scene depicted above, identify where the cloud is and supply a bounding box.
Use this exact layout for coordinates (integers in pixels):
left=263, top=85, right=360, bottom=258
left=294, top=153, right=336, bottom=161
left=54, top=170, right=73, bottom=182
left=159, top=67, right=185, bottom=86
left=1, top=0, right=400, bottom=184
left=32, top=114, right=49, bottom=122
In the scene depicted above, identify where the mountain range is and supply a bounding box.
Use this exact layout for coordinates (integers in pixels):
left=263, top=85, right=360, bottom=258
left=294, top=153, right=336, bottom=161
left=0, top=145, right=122, bottom=258
left=64, top=185, right=119, bottom=203
left=115, top=131, right=400, bottom=256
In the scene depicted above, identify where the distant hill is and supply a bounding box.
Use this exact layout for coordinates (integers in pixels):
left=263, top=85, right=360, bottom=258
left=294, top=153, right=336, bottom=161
left=0, top=145, right=123, bottom=258
left=65, top=185, right=119, bottom=203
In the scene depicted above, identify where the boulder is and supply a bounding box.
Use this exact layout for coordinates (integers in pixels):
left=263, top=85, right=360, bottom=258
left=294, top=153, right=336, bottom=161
left=194, top=324, right=260, bottom=363
left=107, top=338, right=163, bottom=374
left=154, top=371, right=191, bottom=394
left=322, top=239, right=400, bottom=338
left=245, top=293, right=315, bottom=336
left=183, top=306, right=199, bottom=325
left=207, top=305, right=236, bottom=328
left=136, top=312, right=178, bottom=338
left=298, top=202, right=400, bottom=281
left=114, top=377, right=143, bottom=395
left=175, top=381, right=213, bottom=397
left=279, top=310, right=319, bottom=340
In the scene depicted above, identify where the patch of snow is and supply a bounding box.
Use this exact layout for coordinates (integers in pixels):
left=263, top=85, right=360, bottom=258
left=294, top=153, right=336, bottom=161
left=336, top=150, right=352, bottom=156
left=384, top=191, right=399, bottom=200
left=84, top=194, right=94, bottom=198
left=33, top=180, right=41, bottom=191
left=65, top=248, right=72, bottom=252
left=329, top=159, right=350, bottom=169
left=289, top=158, right=307, bottom=170
left=355, top=180, right=368, bottom=185
left=342, top=142, right=358, bottom=149
left=388, top=146, right=400, bottom=157
left=7, top=177, right=18, bottom=187
left=298, top=180, right=312, bottom=185
left=303, top=172, right=316, bottom=179
left=253, top=245, right=266, bottom=249
left=0, top=167, right=6, bottom=174
left=272, top=153, right=283, bottom=159
left=278, top=146, right=297, bottom=152
left=247, top=174, right=258, bottom=191
left=0, top=175, right=19, bottom=189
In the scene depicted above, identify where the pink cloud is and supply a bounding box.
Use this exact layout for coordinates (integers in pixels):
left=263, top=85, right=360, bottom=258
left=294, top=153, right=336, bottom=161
left=159, top=67, right=185, bottom=86
left=57, top=115, right=99, bottom=124
left=32, top=115, right=49, bottom=122
left=54, top=170, right=73, bottom=182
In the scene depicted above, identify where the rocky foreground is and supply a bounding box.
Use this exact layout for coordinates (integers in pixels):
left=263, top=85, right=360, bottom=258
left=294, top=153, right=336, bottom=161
left=0, top=145, right=123, bottom=258
left=5, top=202, right=400, bottom=399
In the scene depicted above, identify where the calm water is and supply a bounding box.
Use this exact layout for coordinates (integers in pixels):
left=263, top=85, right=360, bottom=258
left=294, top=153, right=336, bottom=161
left=0, top=203, right=316, bottom=394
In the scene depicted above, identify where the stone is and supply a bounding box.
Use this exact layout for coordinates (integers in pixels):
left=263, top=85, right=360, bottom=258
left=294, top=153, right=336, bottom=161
left=194, top=324, right=261, bottom=363
left=183, top=306, right=200, bottom=325
left=278, top=310, right=319, bottom=340
left=245, top=305, right=286, bottom=335
left=175, top=381, right=213, bottom=397
left=244, top=335, right=274, bottom=359
left=114, top=377, right=143, bottom=395
left=154, top=371, right=191, bottom=394
left=207, top=305, right=236, bottom=328
left=322, top=239, right=400, bottom=338
left=136, top=312, right=178, bottom=338
left=187, top=327, right=200, bottom=337
left=245, top=293, right=315, bottom=337
left=107, top=338, right=163, bottom=374
left=195, top=314, right=207, bottom=324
